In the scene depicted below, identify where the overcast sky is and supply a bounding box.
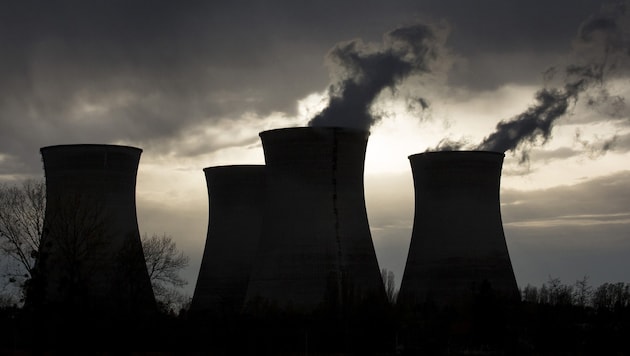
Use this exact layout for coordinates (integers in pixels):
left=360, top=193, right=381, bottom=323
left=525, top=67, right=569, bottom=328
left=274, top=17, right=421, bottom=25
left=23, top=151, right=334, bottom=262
left=1, top=0, right=629, bottom=297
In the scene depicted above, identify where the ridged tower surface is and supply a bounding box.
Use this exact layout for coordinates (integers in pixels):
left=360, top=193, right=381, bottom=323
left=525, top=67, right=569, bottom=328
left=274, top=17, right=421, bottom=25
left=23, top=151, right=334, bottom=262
left=31, top=144, right=156, bottom=314
left=190, top=165, right=266, bottom=316
left=244, top=127, right=386, bottom=312
left=398, top=151, right=519, bottom=308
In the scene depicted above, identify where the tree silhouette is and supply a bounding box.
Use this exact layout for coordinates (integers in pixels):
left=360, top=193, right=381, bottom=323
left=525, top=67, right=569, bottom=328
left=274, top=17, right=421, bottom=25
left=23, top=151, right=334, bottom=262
left=573, top=275, right=593, bottom=307
left=0, top=179, right=45, bottom=297
left=593, top=282, right=630, bottom=311
left=381, top=268, right=398, bottom=304
left=142, top=233, right=190, bottom=314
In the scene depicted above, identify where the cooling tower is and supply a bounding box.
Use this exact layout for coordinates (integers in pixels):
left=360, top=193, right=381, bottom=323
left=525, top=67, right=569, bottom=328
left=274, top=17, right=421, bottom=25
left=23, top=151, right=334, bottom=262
left=244, top=127, right=386, bottom=312
left=29, top=144, right=155, bottom=314
left=398, top=151, right=519, bottom=308
left=190, top=165, right=266, bottom=316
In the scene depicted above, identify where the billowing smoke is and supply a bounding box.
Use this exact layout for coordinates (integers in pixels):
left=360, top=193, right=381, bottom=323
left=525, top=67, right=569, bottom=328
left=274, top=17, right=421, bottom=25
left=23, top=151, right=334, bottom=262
left=475, top=81, right=584, bottom=157
left=308, top=23, right=444, bottom=131
left=435, top=1, right=629, bottom=158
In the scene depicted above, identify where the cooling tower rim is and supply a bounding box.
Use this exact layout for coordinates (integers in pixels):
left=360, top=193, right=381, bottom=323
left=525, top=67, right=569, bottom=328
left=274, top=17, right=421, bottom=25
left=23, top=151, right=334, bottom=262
left=408, top=150, right=504, bottom=160
left=259, top=126, right=370, bottom=138
left=40, top=144, right=142, bottom=154
left=203, top=164, right=265, bottom=173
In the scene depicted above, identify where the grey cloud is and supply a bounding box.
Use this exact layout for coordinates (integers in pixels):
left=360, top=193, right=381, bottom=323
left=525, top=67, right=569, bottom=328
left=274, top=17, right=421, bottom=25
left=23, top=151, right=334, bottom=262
left=527, top=147, right=581, bottom=162
left=610, top=132, right=630, bottom=152
left=506, top=221, right=630, bottom=289
left=501, top=170, right=630, bottom=224
left=170, top=127, right=263, bottom=158
left=0, top=154, right=37, bottom=179
left=502, top=170, right=630, bottom=287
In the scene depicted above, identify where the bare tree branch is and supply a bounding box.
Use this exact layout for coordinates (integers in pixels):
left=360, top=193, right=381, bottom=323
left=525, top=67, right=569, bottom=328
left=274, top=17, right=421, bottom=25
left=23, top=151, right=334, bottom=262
left=0, top=179, right=45, bottom=277
left=141, top=233, right=190, bottom=313
left=381, top=268, right=398, bottom=304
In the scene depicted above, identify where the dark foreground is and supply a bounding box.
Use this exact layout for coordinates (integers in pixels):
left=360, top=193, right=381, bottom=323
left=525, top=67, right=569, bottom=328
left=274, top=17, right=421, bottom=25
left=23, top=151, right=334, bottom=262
left=1, top=299, right=629, bottom=355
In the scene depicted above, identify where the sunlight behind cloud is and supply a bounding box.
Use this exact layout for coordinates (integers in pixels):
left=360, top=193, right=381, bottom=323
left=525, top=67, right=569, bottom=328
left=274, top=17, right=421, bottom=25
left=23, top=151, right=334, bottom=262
left=296, top=91, right=329, bottom=122
left=365, top=118, right=426, bottom=174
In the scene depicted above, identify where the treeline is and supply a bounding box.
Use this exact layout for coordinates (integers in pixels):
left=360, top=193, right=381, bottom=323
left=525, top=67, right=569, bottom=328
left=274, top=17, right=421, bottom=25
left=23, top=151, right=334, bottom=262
left=521, top=276, right=630, bottom=310
left=512, top=277, right=630, bottom=355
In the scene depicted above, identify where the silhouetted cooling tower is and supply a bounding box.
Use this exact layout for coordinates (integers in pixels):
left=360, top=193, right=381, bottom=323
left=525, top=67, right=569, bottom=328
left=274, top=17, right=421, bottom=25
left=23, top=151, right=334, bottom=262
left=190, top=165, right=266, bottom=316
left=244, top=127, right=386, bottom=312
left=398, top=151, right=519, bottom=308
left=30, top=144, right=155, bottom=314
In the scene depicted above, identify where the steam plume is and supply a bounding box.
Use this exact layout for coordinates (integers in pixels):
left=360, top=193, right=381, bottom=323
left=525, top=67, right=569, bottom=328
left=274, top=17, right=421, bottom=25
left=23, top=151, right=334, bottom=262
left=308, top=23, right=443, bottom=131
left=431, top=137, right=470, bottom=152
left=444, top=1, right=629, bottom=158
left=475, top=82, right=584, bottom=155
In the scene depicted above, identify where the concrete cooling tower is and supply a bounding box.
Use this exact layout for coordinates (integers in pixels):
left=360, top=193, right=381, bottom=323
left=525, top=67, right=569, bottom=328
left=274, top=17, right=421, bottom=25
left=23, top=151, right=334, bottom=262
left=398, top=151, right=519, bottom=308
left=190, top=165, right=266, bottom=317
left=244, top=127, right=386, bottom=312
left=29, top=144, right=155, bottom=314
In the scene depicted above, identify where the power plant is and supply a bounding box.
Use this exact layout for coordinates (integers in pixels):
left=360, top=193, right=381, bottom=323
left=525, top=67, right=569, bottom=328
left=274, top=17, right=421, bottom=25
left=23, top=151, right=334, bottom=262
left=29, top=144, right=156, bottom=314
left=24, top=138, right=519, bottom=323
left=190, top=165, right=266, bottom=316
left=244, top=127, right=386, bottom=312
left=397, top=151, right=519, bottom=308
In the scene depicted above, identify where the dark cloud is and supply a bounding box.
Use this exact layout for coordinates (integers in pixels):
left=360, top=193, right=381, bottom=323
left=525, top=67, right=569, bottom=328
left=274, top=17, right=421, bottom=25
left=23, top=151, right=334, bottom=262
left=0, top=0, right=621, bottom=178
left=436, top=0, right=607, bottom=90
left=580, top=17, right=619, bottom=42
left=0, top=1, right=337, bottom=171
